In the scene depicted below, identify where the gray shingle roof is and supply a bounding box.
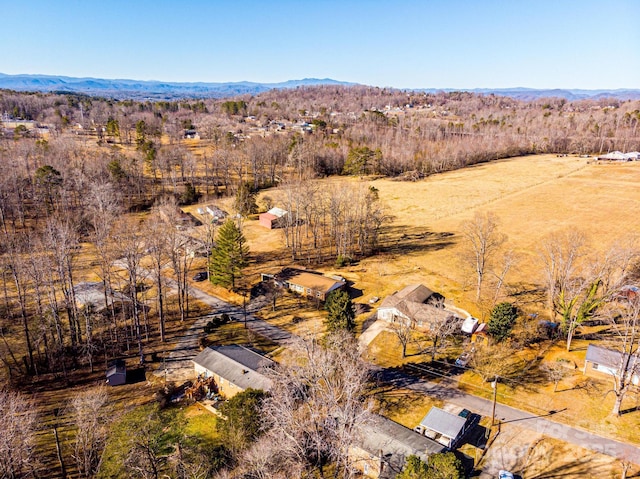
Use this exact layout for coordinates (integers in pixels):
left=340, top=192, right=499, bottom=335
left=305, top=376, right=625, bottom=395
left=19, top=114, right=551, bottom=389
left=419, top=407, right=467, bottom=439
left=358, top=414, right=444, bottom=477
left=193, top=345, right=274, bottom=392
left=380, top=284, right=435, bottom=309
left=379, top=284, right=454, bottom=328
left=585, top=344, right=637, bottom=370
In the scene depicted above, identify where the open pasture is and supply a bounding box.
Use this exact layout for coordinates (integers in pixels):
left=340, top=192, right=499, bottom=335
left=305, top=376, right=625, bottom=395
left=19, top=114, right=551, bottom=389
left=313, top=155, right=640, bottom=315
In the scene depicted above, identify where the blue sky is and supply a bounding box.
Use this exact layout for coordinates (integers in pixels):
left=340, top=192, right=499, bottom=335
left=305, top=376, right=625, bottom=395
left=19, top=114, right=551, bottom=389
left=2, top=0, right=639, bottom=89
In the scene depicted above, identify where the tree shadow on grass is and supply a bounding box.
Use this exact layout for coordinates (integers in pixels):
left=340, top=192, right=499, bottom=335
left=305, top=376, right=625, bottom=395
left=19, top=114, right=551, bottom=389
left=376, top=226, right=456, bottom=256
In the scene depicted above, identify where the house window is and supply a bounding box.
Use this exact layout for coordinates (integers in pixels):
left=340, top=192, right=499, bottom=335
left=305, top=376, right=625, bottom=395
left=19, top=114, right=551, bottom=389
left=307, top=288, right=311, bottom=294
left=592, top=363, right=599, bottom=370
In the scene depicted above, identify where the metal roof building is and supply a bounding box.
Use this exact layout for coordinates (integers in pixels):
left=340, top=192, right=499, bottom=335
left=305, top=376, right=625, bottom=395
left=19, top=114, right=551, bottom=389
left=418, top=407, right=468, bottom=449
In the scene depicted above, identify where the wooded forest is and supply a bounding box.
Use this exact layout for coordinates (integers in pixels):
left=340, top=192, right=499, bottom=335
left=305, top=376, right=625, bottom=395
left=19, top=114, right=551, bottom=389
left=1, top=85, right=640, bottom=479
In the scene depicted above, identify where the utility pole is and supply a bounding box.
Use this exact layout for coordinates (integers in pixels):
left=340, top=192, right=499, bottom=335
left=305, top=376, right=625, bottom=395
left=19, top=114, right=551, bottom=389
left=243, top=290, right=248, bottom=329
left=491, top=375, right=498, bottom=427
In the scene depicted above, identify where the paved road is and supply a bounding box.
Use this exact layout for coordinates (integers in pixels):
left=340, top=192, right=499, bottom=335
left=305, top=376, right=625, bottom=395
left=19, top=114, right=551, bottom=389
left=375, top=366, right=640, bottom=464
left=151, top=277, right=294, bottom=383
left=152, top=278, right=640, bottom=466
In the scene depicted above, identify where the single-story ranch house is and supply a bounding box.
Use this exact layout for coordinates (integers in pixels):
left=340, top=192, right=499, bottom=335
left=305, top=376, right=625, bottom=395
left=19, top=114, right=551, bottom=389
left=349, top=414, right=444, bottom=479
left=583, top=344, right=639, bottom=385
left=377, top=284, right=458, bottom=331
left=193, top=345, right=274, bottom=398
left=266, top=268, right=347, bottom=301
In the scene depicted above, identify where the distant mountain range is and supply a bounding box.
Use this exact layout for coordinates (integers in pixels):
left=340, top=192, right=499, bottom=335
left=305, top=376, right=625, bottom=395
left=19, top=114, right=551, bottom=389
left=0, top=73, right=353, bottom=99
left=418, top=87, right=640, bottom=101
left=1, top=73, right=639, bottom=101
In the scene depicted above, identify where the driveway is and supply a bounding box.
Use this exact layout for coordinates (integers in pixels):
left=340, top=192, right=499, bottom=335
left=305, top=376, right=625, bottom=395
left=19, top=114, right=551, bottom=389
left=152, top=280, right=294, bottom=384
left=155, top=283, right=640, bottom=466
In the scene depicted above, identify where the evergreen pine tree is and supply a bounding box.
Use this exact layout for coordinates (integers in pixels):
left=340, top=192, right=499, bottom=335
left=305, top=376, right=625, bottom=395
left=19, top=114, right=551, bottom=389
left=324, top=290, right=355, bottom=332
left=488, top=302, right=518, bottom=342
left=209, top=219, right=249, bottom=290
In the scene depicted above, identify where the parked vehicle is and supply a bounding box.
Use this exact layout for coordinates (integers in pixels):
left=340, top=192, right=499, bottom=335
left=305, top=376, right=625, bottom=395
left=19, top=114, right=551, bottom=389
left=455, top=352, right=471, bottom=367
left=498, top=471, right=514, bottom=479
left=193, top=271, right=208, bottom=282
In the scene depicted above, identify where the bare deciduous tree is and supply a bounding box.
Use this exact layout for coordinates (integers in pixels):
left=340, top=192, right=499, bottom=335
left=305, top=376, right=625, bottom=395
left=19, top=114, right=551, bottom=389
left=460, top=212, right=506, bottom=303
left=0, top=390, right=38, bottom=479
left=539, top=232, right=638, bottom=351
left=112, top=217, right=147, bottom=363
left=69, top=386, right=111, bottom=478
left=260, top=331, right=373, bottom=478
left=541, top=361, right=570, bottom=392
left=389, top=319, right=413, bottom=359
left=601, top=294, right=640, bottom=416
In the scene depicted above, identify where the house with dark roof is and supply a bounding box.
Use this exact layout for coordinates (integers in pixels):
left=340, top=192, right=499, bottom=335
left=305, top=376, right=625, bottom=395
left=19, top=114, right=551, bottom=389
left=378, top=284, right=457, bottom=332
left=349, top=414, right=444, bottom=479
left=193, top=345, right=274, bottom=398
left=414, top=407, right=469, bottom=449
left=583, top=344, right=639, bottom=385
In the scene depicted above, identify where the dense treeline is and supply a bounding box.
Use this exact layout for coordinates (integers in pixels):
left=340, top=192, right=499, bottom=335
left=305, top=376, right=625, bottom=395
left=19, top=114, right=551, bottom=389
left=2, top=86, right=639, bottom=181
left=0, top=85, right=638, bottom=379
left=1, top=86, right=640, bottom=478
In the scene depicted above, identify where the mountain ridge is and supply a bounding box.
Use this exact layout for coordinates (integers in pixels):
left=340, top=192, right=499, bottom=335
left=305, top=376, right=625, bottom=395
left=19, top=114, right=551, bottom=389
left=1, top=72, right=639, bottom=101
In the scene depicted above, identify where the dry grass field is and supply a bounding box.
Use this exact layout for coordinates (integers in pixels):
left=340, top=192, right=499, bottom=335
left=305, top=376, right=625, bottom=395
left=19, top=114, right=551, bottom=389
left=13, top=152, right=640, bottom=478
left=267, top=154, right=640, bottom=318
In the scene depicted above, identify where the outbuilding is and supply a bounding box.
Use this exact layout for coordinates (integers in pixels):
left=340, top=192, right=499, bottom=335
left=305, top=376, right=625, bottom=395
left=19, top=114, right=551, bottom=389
left=415, top=406, right=469, bottom=449
left=258, top=207, right=288, bottom=229
left=106, top=359, right=127, bottom=386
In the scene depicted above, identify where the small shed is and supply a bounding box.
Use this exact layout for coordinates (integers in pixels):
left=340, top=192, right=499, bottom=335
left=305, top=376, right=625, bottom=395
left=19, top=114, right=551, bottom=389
left=471, top=322, right=490, bottom=345
left=416, top=407, right=468, bottom=449
left=204, top=205, right=228, bottom=222
left=106, top=359, right=127, bottom=386
left=258, top=207, right=288, bottom=229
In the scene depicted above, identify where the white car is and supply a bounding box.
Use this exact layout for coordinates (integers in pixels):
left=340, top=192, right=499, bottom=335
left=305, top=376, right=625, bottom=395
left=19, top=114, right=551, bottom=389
left=498, top=471, right=514, bottom=479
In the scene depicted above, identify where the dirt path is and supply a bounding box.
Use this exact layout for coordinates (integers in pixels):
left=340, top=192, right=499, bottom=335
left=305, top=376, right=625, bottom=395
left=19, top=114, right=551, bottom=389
left=152, top=279, right=294, bottom=384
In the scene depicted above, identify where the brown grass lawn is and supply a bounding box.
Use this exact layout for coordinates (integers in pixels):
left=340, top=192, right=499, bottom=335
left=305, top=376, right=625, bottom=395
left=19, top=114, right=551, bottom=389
left=518, top=437, right=640, bottom=479
left=372, top=387, right=442, bottom=429
left=296, top=155, right=640, bottom=319
left=456, top=338, right=640, bottom=446
left=9, top=153, right=640, bottom=477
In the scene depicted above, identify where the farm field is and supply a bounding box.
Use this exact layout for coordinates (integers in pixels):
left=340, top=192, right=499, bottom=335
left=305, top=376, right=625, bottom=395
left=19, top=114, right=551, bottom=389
left=277, top=154, right=640, bottom=318
left=194, top=152, right=640, bottom=325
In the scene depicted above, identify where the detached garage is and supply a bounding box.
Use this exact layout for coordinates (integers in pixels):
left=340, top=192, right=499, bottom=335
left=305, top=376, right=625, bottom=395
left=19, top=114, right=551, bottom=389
left=259, top=207, right=288, bottom=229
